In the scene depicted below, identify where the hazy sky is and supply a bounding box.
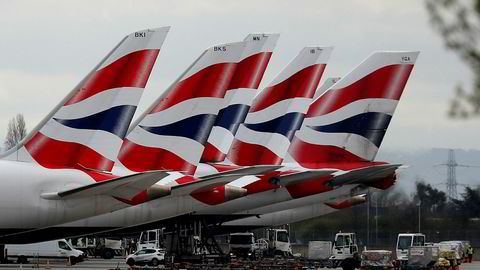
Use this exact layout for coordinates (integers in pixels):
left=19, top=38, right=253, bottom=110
left=0, top=0, right=478, bottom=153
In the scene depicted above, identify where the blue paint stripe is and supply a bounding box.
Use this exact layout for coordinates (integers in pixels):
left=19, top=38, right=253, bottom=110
left=214, top=104, right=250, bottom=134
left=54, top=105, right=137, bottom=139
left=244, top=112, right=305, bottom=140
left=140, top=114, right=217, bottom=144
left=307, top=112, right=392, bottom=147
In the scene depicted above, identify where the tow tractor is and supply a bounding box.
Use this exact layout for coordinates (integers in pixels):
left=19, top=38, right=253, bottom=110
left=255, top=228, right=292, bottom=258
left=307, top=232, right=361, bottom=270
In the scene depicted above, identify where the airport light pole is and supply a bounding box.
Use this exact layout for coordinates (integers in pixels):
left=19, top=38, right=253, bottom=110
left=366, top=190, right=370, bottom=247
left=418, top=201, right=421, bottom=233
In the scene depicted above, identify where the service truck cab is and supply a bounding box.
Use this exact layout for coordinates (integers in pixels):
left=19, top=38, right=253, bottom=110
left=331, top=232, right=358, bottom=261
left=137, top=229, right=163, bottom=250
left=307, top=232, right=360, bottom=270
left=6, top=239, right=84, bottom=264
left=396, top=233, right=425, bottom=261
left=265, top=229, right=292, bottom=257
left=229, top=233, right=254, bottom=258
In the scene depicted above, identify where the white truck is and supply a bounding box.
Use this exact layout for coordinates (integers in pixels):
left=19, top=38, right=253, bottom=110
left=137, top=229, right=163, bottom=250
left=307, top=232, right=361, bottom=270
left=260, top=228, right=292, bottom=257
left=5, top=239, right=84, bottom=265
left=396, top=233, right=426, bottom=261
left=228, top=232, right=255, bottom=259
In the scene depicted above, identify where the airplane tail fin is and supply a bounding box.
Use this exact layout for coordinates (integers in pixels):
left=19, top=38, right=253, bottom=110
left=117, top=41, right=246, bottom=175
left=227, top=46, right=333, bottom=166
left=0, top=27, right=170, bottom=172
left=202, top=33, right=280, bottom=163
left=288, top=51, right=419, bottom=168
left=313, top=77, right=341, bottom=100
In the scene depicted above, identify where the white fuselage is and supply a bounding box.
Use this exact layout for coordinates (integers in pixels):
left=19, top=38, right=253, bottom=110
left=0, top=160, right=129, bottom=231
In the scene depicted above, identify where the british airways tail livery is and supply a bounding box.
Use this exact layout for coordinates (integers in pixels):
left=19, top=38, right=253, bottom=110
left=0, top=27, right=170, bottom=172
left=288, top=51, right=419, bottom=168
left=313, top=77, right=341, bottom=100
left=202, top=33, right=279, bottom=163
left=227, top=46, right=333, bottom=166
left=0, top=28, right=177, bottom=236
left=117, top=41, right=246, bottom=175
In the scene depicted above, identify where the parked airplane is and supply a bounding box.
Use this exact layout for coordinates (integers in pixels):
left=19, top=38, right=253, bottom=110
left=190, top=51, right=419, bottom=217
left=0, top=29, right=259, bottom=244
left=0, top=34, right=282, bottom=243
left=0, top=27, right=172, bottom=238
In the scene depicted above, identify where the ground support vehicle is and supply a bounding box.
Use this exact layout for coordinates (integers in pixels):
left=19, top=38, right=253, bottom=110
left=137, top=229, right=163, bottom=250
left=396, top=233, right=426, bottom=268
left=5, top=239, right=84, bottom=265
left=404, top=246, right=439, bottom=270
left=68, top=237, right=122, bottom=259
left=228, top=233, right=255, bottom=259
left=255, top=229, right=292, bottom=258
left=307, top=232, right=361, bottom=270
left=433, top=242, right=462, bottom=269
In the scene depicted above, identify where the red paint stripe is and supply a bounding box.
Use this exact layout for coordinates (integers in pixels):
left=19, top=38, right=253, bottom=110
left=227, top=139, right=283, bottom=166
left=243, top=173, right=280, bottom=194
left=288, top=137, right=387, bottom=169
left=366, top=174, right=396, bottom=190
left=175, top=175, right=197, bottom=185
left=82, top=170, right=117, bottom=182
left=285, top=175, right=333, bottom=199
left=307, top=64, right=414, bottom=117
left=210, top=164, right=242, bottom=172
left=228, top=52, right=272, bottom=90
left=150, top=63, right=237, bottom=113
left=190, top=181, right=232, bottom=205
left=65, top=49, right=160, bottom=105
left=25, top=132, right=114, bottom=171
left=250, top=64, right=326, bottom=112
left=118, top=139, right=197, bottom=174
left=201, top=142, right=226, bottom=163
left=325, top=199, right=354, bottom=210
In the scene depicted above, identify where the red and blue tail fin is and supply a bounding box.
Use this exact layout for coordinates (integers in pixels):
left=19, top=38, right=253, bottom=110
left=288, top=51, right=419, bottom=168
left=0, top=27, right=170, bottom=171
left=117, top=41, right=246, bottom=175
left=201, top=33, right=279, bottom=163
left=227, top=46, right=333, bottom=166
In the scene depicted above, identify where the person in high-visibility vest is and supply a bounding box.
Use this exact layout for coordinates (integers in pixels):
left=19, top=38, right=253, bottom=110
left=468, top=246, right=474, bottom=263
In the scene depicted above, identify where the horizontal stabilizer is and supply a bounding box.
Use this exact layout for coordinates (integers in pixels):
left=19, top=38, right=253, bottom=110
left=172, top=174, right=250, bottom=196
left=276, top=169, right=337, bottom=186
left=328, top=164, right=402, bottom=187
left=325, top=194, right=367, bottom=209
left=199, top=165, right=283, bottom=179
left=41, top=170, right=170, bottom=200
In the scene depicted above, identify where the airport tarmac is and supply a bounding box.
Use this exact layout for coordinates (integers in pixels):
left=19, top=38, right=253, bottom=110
left=0, top=258, right=478, bottom=269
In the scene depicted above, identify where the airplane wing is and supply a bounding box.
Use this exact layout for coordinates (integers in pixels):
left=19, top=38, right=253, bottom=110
left=199, top=165, right=283, bottom=179
left=327, top=164, right=402, bottom=187
left=275, top=169, right=338, bottom=186
left=40, top=170, right=170, bottom=200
